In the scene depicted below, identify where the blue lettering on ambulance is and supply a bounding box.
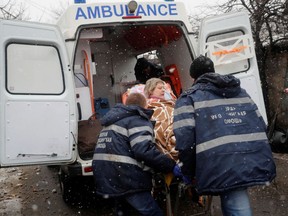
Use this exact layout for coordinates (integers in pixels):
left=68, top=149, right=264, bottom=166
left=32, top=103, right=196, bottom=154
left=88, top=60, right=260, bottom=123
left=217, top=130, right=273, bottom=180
left=102, top=5, right=112, bottom=17
left=113, top=5, right=124, bottom=16
left=146, top=5, right=157, bottom=16
left=158, top=4, right=168, bottom=16
left=169, top=4, right=177, bottom=15
left=124, top=5, right=134, bottom=16
left=137, top=5, right=147, bottom=16
left=75, top=7, right=87, bottom=19
left=75, top=3, right=178, bottom=20
left=87, top=6, right=101, bottom=18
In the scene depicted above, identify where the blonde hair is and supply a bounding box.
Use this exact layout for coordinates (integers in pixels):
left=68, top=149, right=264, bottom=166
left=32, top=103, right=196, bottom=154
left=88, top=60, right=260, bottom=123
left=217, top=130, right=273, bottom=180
left=125, top=93, right=147, bottom=108
left=144, top=78, right=165, bottom=98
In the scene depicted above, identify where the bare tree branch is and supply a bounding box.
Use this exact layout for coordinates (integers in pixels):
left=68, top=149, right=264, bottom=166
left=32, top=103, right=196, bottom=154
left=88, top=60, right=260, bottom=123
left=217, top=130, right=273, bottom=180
left=0, top=0, right=26, bottom=20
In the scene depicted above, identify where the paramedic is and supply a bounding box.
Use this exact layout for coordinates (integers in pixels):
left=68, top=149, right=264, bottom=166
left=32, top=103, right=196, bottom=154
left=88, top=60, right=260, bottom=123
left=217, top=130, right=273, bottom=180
left=134, top=58, right=164, bottom=84
left=173, top=55, right=276, bottom=216
left=144, top=78, right=178, bottom=161
left=92, top=92, right=176, bottom=216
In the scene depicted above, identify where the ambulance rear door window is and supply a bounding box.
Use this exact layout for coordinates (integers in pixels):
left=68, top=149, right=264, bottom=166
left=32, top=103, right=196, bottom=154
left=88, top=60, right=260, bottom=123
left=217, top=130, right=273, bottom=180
left=6, top=43, right=64, bottom=95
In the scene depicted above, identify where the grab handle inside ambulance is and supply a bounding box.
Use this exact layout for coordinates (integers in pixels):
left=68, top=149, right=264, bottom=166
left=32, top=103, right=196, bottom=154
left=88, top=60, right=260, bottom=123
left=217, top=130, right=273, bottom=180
left=77, top=102, right=82, bottom=121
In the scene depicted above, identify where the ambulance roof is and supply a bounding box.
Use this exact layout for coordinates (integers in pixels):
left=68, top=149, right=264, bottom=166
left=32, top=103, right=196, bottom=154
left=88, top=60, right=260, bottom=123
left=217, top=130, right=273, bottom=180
left=57, top=0, right=192, bottom=40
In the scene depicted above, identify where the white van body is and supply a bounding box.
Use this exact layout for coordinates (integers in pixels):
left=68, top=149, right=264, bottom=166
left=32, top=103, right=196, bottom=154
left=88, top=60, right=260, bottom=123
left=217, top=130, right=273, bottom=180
left=0, top=0, right=266, bottom=202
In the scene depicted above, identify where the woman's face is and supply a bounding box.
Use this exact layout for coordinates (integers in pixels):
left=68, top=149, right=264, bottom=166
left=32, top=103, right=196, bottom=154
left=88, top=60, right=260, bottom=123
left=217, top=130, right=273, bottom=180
left=150, top=82, right=165, bottom=99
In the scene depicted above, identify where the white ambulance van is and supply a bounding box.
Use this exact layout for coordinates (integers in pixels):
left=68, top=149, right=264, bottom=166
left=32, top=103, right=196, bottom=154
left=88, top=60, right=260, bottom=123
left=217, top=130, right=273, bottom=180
left=0, top=0, right=266, bottom=202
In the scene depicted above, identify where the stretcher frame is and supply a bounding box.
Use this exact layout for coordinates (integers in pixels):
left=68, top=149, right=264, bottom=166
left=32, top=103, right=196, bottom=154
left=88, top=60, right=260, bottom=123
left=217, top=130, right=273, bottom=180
left=153, top=174, right=213, bottom=216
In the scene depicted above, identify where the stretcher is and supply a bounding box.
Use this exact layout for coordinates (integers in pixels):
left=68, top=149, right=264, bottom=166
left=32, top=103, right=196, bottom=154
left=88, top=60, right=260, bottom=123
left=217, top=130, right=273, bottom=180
left=153, top=173, right=213, bottom=216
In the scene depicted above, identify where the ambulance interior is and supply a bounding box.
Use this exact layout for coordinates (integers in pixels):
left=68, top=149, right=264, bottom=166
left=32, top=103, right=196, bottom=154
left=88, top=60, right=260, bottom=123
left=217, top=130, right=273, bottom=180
left=73, top=23, right=194, bottom=158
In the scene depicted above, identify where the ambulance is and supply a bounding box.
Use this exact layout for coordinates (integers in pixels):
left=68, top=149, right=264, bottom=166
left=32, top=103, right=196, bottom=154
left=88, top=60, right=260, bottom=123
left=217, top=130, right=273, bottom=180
left=0, top=0, right=266, bottom=202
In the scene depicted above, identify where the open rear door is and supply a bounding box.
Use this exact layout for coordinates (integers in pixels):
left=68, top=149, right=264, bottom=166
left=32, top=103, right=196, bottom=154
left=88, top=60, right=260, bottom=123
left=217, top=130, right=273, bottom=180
left=0, top=20, right=76, bottom=167
left=198, top=11, right=267, bottom=123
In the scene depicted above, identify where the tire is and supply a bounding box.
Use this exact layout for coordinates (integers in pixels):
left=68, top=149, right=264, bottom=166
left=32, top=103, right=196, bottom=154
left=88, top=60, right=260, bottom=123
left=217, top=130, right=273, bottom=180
left=59, top=170, right=78, bottom=205
left=58, top=169, right=97, bottom=207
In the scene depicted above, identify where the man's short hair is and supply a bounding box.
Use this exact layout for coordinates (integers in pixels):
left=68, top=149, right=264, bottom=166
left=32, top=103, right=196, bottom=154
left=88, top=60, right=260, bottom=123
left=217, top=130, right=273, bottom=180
left=125, top=93, right=147, bottom=108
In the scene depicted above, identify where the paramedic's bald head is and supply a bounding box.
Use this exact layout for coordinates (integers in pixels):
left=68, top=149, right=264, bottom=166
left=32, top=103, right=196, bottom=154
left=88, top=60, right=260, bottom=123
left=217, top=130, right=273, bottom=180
left=125, top=93, right=147, bottom=108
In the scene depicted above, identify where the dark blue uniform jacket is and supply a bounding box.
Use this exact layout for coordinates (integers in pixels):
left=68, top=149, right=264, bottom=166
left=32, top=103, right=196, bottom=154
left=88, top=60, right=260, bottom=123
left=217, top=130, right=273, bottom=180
left=173, top=73, right=276, bottom=195
left=92, top=103, right=175, bottom=197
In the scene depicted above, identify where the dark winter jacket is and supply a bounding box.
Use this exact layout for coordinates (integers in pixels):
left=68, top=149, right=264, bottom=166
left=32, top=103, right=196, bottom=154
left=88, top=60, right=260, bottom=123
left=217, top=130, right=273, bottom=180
left=134, top=58, right=164, bottom=84
left=173, top=73, right=276, bottom=195
left=92, top=103, right=176, bottom=197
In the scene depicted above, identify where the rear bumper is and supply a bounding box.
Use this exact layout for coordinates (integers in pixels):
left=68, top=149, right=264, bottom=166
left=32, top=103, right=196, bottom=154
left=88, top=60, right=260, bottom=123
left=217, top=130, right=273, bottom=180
left=60, top=160, right=93, bottom=177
